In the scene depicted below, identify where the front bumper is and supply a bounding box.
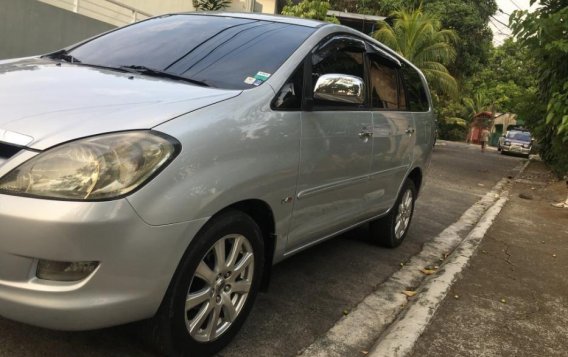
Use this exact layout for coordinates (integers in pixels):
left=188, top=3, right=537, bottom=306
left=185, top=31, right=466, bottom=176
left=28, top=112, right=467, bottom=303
left=0, top=194, right=207, bottom=330
left=502, top=144, right=530, bottom=155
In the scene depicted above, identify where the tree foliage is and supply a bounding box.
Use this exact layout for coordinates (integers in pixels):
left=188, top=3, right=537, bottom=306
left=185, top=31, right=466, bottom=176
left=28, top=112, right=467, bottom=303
left=281, top=0, right=340, bottom=23
left=193, top=0, right=231, bottom=11
left=465, top=38, right=539, bottom=118
left=422, top=0, right=497, bottom=78
left=511, top=0, right=568, bottom=175
left=329, top=0, right=496, bottom=78
left=373, top=7, right=458, bottom=96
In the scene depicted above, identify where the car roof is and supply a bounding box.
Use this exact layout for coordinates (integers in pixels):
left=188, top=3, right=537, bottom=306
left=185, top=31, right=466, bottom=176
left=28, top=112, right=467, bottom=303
left=174, top=12, right=327, bottom=28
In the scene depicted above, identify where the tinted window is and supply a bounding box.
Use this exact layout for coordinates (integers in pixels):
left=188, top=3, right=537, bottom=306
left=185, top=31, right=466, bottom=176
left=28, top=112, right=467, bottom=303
left=507, top=131, right=531, bottom=142
left=67, top=15, right=315, bottom=90
left=369, top=55, right=399, bottom=110
left=273, top=64, right=304, bottom=110
left=311, top=37, right=366, bottom=108
left=400, top=63, right=429, bottom=112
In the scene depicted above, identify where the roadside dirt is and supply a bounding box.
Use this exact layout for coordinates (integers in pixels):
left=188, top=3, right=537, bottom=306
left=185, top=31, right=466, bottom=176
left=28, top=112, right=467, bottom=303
left=410, top=160, right=568, bottom=356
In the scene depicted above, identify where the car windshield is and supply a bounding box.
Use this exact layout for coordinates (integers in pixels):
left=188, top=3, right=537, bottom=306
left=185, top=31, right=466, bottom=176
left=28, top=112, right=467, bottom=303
left=506, top=131, right=531, bottom=142
left=64, top=15, right=315, bottom=90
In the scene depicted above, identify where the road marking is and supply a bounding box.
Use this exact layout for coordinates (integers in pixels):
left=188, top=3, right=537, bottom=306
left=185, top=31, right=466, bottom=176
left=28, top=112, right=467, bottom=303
left=298, top=160, right=529, bottom=357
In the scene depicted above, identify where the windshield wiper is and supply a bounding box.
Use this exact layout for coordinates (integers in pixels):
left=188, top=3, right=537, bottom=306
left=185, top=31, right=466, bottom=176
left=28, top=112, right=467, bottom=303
left=44, top=49, right=82, bottom=64
left=119, top=65, right=210, bottom=87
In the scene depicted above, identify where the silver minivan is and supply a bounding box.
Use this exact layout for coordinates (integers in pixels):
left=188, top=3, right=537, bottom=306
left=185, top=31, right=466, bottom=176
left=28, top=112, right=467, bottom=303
left=0, top=12, right=434, bottom=356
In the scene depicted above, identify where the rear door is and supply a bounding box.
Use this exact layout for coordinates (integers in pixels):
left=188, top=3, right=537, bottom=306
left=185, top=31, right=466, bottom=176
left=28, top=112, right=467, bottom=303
left=367, top=49, right=416, bottom=213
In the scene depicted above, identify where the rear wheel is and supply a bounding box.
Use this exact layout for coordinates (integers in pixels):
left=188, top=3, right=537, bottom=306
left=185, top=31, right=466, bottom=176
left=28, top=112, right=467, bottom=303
left=152, top=211, right=264, bottom=357
left=370, top=179, right=416, bottom=248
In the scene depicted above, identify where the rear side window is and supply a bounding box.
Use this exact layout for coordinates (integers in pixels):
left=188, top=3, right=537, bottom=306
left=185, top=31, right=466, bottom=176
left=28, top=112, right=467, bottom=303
left=67, top=15, right=315, bottom=90
left=369, top=55, right=400, bottom=110
left=400, top=64, right=429, bottom=112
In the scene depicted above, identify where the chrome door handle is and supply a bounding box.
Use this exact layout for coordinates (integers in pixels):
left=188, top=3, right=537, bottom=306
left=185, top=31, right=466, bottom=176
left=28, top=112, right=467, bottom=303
left=405, top=128, right=416, bottom=135
left=358, top=130, right=373, bottom=139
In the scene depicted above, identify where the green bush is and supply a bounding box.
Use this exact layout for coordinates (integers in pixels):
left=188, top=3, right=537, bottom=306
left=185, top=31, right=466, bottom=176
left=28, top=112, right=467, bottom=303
left=281, top=0, right=339, bottom=23
left=438, top=122, right=467, bottom=141
left=193, top=0, right=231, bottom=11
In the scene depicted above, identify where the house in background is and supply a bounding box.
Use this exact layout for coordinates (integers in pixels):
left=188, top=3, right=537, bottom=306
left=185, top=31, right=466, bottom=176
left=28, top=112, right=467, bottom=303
left=39, top=0, right=277, bottom=27
left=327, top=11, right=385, bottom=34
left=467, top=111, right=518, bottom=146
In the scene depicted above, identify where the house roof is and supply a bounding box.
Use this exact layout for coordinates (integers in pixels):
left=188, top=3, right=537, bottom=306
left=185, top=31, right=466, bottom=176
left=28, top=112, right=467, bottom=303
left=327, top=11, right=386, bottom=22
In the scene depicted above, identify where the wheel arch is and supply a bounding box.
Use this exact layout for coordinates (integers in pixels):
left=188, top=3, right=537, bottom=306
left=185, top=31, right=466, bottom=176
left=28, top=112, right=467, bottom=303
left=217, top=199, right=276, bottom=292
left=407, top=167, right=423, bottom=196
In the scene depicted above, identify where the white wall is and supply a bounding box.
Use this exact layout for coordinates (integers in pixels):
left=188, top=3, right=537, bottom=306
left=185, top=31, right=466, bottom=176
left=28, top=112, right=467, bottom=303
left=39, top=0, right=277, bottom=27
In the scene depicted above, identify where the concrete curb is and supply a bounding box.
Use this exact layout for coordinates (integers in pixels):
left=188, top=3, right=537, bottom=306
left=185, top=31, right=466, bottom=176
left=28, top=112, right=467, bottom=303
left=368, top=196, right=509, bottom=357
left=297, top=160, right=531, bottom=357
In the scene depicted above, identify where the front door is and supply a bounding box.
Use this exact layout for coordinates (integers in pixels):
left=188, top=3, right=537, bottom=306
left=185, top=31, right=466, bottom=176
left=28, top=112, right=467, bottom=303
left=287, top=36, right=373, bottom=253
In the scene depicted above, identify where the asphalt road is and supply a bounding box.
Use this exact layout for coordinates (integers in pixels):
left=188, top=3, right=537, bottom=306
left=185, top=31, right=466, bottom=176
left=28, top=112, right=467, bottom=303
left=0, top=141, right=523, bottom=357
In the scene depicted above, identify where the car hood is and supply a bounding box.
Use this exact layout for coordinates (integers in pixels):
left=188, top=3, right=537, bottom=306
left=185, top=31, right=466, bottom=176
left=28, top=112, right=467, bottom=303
left=0, top=58, right=241, bottom=150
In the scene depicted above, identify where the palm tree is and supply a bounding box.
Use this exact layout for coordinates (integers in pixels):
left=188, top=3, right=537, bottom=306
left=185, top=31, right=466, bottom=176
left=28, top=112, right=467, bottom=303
left=373, top=7, right=458, bottom=96
left=463, top=92, right=492, bottom=120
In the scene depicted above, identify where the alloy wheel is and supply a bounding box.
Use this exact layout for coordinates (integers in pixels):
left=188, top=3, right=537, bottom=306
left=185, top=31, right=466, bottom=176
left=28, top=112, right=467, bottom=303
left=184, top=234, right=254, bottom=342
left=394, top=189, right=413, bottom=240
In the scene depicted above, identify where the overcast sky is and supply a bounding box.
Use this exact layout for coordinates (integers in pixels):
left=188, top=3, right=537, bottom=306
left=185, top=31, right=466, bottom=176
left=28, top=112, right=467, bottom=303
left=490, top=0, right=540, bottom=45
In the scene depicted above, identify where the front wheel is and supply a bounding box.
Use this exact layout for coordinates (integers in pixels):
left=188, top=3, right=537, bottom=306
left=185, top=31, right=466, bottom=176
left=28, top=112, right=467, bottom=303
left=152, top=210, right=264, bottom=357
left=370, top=179, right=416, bottom=248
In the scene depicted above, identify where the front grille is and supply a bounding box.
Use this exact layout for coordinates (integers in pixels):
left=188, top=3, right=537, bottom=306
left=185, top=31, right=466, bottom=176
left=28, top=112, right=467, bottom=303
left=0, top=142, right=22, bottom=159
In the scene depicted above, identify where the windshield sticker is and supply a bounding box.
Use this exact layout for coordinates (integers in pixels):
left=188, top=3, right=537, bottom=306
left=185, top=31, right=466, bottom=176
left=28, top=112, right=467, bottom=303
left=253, top=79, right=263, bottom=86
left=254, top=71, right=271, bottom=81
left=244, top=76, right=256, bottom=85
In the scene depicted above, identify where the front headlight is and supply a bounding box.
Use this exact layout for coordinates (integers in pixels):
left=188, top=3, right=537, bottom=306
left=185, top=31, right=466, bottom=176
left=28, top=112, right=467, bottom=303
left=0, top=131, right=179, bottom=200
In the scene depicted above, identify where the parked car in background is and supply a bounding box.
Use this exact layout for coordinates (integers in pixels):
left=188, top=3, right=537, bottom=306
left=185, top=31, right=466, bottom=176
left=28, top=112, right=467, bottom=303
left=498, top=129, right=533, bottom=158
left=0, top=13, right=435, bottom=356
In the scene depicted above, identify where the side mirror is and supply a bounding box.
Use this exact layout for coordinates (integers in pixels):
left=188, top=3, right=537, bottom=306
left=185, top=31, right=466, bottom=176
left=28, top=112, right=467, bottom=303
left=313, top=74, right=365, bottom=105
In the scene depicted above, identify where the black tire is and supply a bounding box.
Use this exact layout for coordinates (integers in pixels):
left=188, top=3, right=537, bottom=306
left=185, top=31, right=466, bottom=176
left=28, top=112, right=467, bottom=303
left=151, top=210, right=264, bottom=357
left=370, top=179, right=417, bottom=248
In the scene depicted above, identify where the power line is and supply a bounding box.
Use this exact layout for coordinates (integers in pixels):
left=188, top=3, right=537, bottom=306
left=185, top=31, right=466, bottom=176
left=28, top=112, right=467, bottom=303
left=489, top=18, right=510, bottom=36
left=491, top=15, right=510, bottom=29
left=509, top=0, right=523, bottom=10
left=498, top=8, right=511, bottom=16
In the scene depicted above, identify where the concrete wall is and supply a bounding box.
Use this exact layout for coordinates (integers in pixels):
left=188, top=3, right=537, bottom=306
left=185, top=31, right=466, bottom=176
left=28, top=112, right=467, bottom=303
left=0, top=0, right=115, bottom=60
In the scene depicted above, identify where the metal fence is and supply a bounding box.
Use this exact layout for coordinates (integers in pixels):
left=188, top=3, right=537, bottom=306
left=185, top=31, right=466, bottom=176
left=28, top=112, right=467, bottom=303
left=39, top=0, right=153, bottom=26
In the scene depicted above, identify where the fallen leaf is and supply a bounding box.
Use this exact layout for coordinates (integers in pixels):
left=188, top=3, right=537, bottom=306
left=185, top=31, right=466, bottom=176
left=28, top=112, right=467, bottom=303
left=478, top=183, right=485, bottom=187
left=342, top=309, right=350, bottom=316
left=454, top=294, right=459, bottom=299
left=434, top=265, right=439, bottom=270
left=402, top=290, right=417, bottom=297
left=400, top=262, right=405, bottom=267
left=361, top=351, right=369, bottom=355
left=553, top=254, right=557, bottom=258
left=420, top=268, right=436, bottom=275
left=500, top=298, right=507, bottom=304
